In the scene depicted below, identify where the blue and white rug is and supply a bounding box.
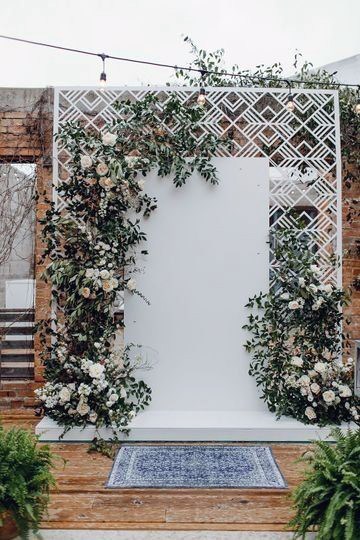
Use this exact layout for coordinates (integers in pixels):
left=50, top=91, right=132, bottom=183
left=106, top=445, right=287, bottom=489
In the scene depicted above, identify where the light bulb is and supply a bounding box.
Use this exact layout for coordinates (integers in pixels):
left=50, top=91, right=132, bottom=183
left=286, top=93, right=295, bottom=112
left=197, top=88, right=206, bottom=106
left=354, top=100, right=360, bottom=115
left=100, top=71, right=107, bottom=88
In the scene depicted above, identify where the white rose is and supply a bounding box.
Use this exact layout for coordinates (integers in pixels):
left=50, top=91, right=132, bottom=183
left=138, top=179, right=146, bottom=191
left=102, top=278, right=118, bottom=293
left=58, top=387, right=71, bottom=403
left=299, top=375, right=310, bottom=387
left=99, top=177, right=116, bottom=190
left=322, top=390, right=336, bottom=403
left=280, top=292, right=290, bottom=300
left=312, top=298, right=324, bottom=311
left=125, top=155, right=138, bottom=168
left=120, top=387, right=127, bottom=399
left=127, top=278, right=136, bottom=292
left=309, top=284, right=318, bottom=293
left=100, top=269, right=110, bottom=279
left=310, top=265, right=320, bottom=274
left=106, top=400, right=114, bottom=407
left=85, top=268, right=95, bottom=278
left=80, top=155, right=92, bottom=169
left=323, top=284, right=333, bottom=294
left=310, top=383, right=321, bottom=394
left=96, top=162, right=109, bottom=176
left=314, top=362, right=327, bottom=374
left=89, top=412, right=98, bottom=423
left=109, top=393, right=118, bottom=403
left=291, top=356, right=303, bottom=367
left=89, top=363, right=105, bottom=379
left=338, top=385, right=352, bottom=398
left=298, top=278, right=306, bottom=287
left=305, top=406, right=317, bottom=420
left=76, top=401, right=90, bottom=416
left=101, top=132, right=117, bottom=146
left=308, top=370, right=317, bottom=378
left=288, top=300, right=300, bottom=310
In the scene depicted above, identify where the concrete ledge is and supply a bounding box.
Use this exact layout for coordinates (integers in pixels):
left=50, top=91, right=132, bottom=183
left=35, top=410, right=354, bottom=442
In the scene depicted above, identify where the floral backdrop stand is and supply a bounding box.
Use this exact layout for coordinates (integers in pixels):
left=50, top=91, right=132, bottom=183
left=35, top=85, right=352, bottom=442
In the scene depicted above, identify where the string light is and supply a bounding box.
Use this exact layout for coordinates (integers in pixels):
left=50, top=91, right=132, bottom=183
left=197, top=71, right=206, bottom=106
left=0, top=34, right=359, bottom=93
left=197, top=88, right=206, bottom=106
left=286, top=83, right=295, bottom=112
left=354, top=86, right=360, bottom=115
left=99, top=53, right=108, bottom=88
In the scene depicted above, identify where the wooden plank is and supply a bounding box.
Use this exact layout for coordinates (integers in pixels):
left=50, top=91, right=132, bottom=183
left=1, top=411, right=309, bottom=531
left=1, top=349, right=35, bottom=355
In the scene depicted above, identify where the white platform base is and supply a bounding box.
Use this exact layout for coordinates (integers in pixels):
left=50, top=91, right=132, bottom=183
left=35, top=410, right=354, bottom=442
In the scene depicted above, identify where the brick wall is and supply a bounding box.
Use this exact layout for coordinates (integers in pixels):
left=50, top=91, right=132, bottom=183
left=343, top=163, right=360, bottom=346
left=0, top=88, right=53, bottom=407
left=0, top=87, right=359, bottom=407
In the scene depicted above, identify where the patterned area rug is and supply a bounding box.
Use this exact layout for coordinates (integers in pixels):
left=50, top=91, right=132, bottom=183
left=107, top=445, right=287, bottom=488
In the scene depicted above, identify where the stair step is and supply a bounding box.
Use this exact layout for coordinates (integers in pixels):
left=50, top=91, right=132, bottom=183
left=0, top=326, right=34, bottom=335
left=0, top=340, right=34, bottom=349
left=0, top=312, right=34, bottom=322
left=1, top=367, right=34, bottom=379
left=1, top=354, right=34, bottom=363
left=1, top=349, right=35, bottom=356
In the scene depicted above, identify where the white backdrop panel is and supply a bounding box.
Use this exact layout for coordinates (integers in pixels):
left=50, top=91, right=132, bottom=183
left=125, top=157, right=269, bottom=412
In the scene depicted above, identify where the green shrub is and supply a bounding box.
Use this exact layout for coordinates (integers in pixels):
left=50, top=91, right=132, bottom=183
left=290, top=428, right=360, bottom=539
left=0, top=426, right=57, bottom=539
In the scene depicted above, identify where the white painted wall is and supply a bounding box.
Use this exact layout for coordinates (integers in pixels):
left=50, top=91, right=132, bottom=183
left=125, top=157, right=269, bottom=413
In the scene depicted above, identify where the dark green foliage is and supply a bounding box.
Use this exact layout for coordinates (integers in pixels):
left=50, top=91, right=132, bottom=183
left=0, top=426, right=57, bottom=539
left=290, top=428, right=360, bottom=539
left=243, top=227, right=359, bottom=425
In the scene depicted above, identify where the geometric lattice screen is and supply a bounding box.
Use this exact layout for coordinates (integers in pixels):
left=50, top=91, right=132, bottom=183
left=53, top=86, right=341, bottom=285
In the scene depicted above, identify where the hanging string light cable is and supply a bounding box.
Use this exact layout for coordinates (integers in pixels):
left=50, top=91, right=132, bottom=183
left=0, top=33, right=359, bottom=93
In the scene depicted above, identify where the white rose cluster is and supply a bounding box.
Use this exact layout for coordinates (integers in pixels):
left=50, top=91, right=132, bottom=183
left=283, top=354, right=356, bottom=422
left=101, top=132, right=117, bottom=147
left=35, top=344, right=144, bottom=427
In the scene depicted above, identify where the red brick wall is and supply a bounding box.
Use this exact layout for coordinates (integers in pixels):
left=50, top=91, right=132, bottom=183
left=0, top=88, right=53, bottom=407
left=343, top=163, right=360, bottom=347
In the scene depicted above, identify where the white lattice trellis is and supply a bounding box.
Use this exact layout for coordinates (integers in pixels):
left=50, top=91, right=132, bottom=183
left=53, top=86, right=342, bottom=285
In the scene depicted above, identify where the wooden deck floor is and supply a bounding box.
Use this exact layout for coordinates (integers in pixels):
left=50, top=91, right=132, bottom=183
left=1, top=410, right=309, bottom=532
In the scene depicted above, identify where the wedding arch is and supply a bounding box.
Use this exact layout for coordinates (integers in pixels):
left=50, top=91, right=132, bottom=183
left=36, top=86, right=342, bottom=442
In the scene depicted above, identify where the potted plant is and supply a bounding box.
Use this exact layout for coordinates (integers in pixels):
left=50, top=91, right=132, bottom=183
left=290, top=428, right=360, bottom=539
left=0, top=426, right=56, bottom=539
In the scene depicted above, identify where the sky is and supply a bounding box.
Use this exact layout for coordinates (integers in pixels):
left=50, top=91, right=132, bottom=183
left=0, top=0, right=359, bottom=87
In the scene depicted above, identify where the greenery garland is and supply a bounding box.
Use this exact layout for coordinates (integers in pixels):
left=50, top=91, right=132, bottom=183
left=243, top=227, right=360, bottom=426
left=35, top=94, right=223, bottom=434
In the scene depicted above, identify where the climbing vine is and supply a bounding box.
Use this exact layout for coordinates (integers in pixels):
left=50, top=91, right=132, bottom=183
left=35, top=94, right=223, bottom=434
